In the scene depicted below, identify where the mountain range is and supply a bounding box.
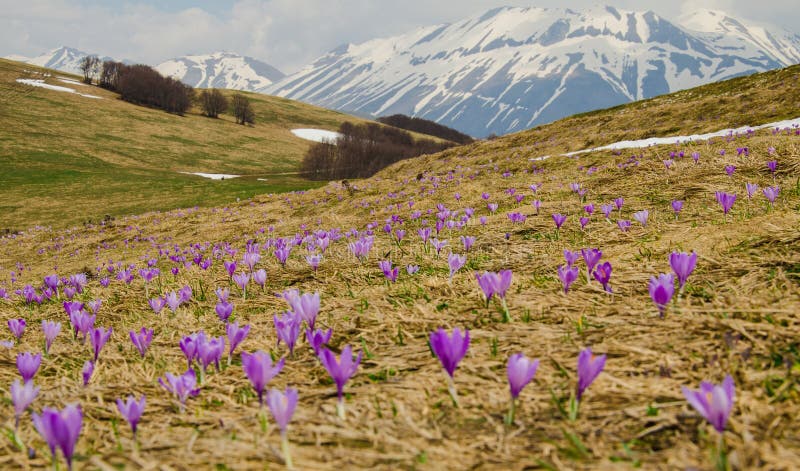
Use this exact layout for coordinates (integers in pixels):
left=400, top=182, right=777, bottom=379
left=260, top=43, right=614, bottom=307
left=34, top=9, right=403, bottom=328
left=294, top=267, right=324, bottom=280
left=7, top=6, right=800, bottom=137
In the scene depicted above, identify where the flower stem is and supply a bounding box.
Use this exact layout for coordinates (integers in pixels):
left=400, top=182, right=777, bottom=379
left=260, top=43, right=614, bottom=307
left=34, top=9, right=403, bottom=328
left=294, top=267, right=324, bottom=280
left=505, top=397, right=516, bottom=425
left=281, top=431, right=294, bottom=470
left=500, top=298, right=511, bottom=323
left=337, top=397, right=345, bottom=419
left=446, top=375, right=460, bottom=408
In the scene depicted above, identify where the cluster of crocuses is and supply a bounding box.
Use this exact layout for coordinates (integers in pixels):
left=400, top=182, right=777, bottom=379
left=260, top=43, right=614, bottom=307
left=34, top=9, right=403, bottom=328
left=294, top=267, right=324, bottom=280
left=558, top=248, right=611, bottom=294
left=649, top=251, right=697, bottom=317
left=147, top=285, right=192, bottom=314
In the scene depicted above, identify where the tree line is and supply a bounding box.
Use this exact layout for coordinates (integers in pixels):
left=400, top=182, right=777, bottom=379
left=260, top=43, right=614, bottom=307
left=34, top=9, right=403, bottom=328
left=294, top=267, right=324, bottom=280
left=81, top=55, right=254, bottom=121
left=300, top=122, right=455, bottom=180
left=377, top=114, right=474, bottom=145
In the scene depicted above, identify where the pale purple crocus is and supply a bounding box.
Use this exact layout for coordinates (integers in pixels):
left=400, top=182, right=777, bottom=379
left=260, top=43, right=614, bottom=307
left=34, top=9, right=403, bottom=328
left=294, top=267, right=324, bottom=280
left=600, top=204, right=614, bottom=219
left=252, top=268, right=267, bottom=288
left=580, top=217, right=590, bottom=229
left=319, top=345, right=362, bottom=418
left=557, top=265, right=579, bottom=294
left=745, top=183, right=759, bottom=199
left=233, top=272, right=249, bottom=299
left=475, top=270, right=513, bottom=321
left=216, top=301, right=234, bottom=322
left=563, top=250, right=579, bottom=267
left=116, top=395, right=146, bottom=439
left=274, top=311, right=301, bottom=356
left=669, top=251, right=697, bottom=290
left=11, top=379, right=39, bottom=429
left=148, top=296, right=166, bottom=314
left=306, top=328, right=332, bottom=356
left=129, top=327, right=153, bottom=358
left=580, top=248, right=602, bottom=281
left=306, top=253, right=322, bottom=271
left=164, top=291, right=181, bottom=313
left=89, top=326, right=111, bottom=360
left=724, top=165, right=735, bottom=177
left=82, top=360, right=94, bottom=386
left=577, top=347, right=606, bottom=401
left=285, top=290, right=321, bottom=329
left=715, top=191, right=736, bottom=215
left=159, top=369, right=200, bottom=412
left=506, top=353, right=539, bottom=424
left=632, top=210, right=649, bottom=227
left=763, top=186, right=779, bottom=205
left=242, top=350, right=285, bottom=406
left=681, top=375, right=735, bottom=433
left=267, top=387, right=298, bottom=468
left=32, top=403, right=82, bottom=470
left=197, top=336, right=225, bottom=375
left=614, top=197, right=624, bottom=210
left=448, top=253, right=466, bottom=280
left=406, top=264, right=419, bottom=275
left=461, top=235, right=475, bottom=252
left=649, top=273, right=675, bottom=318
left=8, top=318, right=26, bottom=342
left=17, top=351, right=41, bottom=383
left=766, top=160, right=777, bottom=175
left=617, top=220, right=631, bottom=232
left=226, top=321, right=250, bottom=364
left=39, top=321, right=61, bottom=353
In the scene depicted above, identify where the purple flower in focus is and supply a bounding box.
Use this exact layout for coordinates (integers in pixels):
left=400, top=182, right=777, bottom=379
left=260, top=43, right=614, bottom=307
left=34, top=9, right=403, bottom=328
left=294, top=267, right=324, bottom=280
left=306, top=328, right=332, bottom=356
left=682, top=375, right=735, bottom=433
left=226, top=321, right=250, bottom=359
left=714, top=191, right=737, bottom=215
left=552, top=213, right=567, bottom=229
left=17, top=352, right=41, bottom=383
left=319, top=345, right=362, bottom=417
left=745, top=183, right=759, bottom=199
left=429, top=328, right=469, bottom=378
left=90, top=327, right=112, bottom=362
left=763, top=186, right=779, bottom=205
left=129, top=327, right=153, bottom=358
left=8, top=318, right=26, bottom=341
left=592, top=262, right=613, bottom=293
left=507, top=353, right=539, bottom=399
left=159, top=369, right=200, bottom=412
left=671, top=200, right=683, bottom=216
left=649, top=273, right=675, bottom=317
left=557, top=265, right=579, bottom=293
left=724, top=165, right=735, bottom=176
left=669, top=251, right=697, bottom=290
left=632, top=210, right=649, bottom=227
left=216, top=301, right=234, bottom=322
left=274, top=311, right=301, bottom=355
left=577, top=347, right=606, bottom=400
left=116, top=395, right=146, bottom=438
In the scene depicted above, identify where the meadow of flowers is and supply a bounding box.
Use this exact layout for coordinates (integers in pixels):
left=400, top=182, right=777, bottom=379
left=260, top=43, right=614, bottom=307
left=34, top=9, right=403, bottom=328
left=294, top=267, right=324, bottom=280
left=0, top=119, right=798, bottom=469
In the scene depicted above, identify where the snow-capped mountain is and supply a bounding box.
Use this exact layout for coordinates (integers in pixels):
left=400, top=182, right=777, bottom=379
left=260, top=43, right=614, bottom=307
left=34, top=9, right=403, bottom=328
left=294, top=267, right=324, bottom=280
left=4, top=46, right=114, bottom=75
left=156, top=52, right=285, bottom=90
left=268, top=6, right=800, bottom=137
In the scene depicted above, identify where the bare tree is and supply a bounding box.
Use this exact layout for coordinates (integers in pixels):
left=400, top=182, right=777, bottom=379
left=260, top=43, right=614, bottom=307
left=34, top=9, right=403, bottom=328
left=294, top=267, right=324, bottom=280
left=200, top=89, right=228, bottom=118
left=231, top=94, right=255, bottom=125
left=79, top=55, right=100, bottom=84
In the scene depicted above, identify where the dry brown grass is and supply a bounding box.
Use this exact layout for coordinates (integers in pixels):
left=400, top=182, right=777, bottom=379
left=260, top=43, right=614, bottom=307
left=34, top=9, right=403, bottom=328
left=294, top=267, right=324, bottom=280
left=0, top=68, right=799, bottom=470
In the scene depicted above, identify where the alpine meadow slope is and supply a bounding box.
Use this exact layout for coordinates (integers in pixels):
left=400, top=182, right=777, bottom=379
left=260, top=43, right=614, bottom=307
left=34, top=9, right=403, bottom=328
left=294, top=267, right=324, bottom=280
left=0, top=61, right=798, bottom=469
left=268, top=6, right=800, bottom=137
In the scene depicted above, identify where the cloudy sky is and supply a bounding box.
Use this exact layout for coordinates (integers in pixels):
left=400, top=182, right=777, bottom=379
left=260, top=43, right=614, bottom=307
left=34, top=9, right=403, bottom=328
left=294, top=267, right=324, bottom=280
left=2, top=0, right=798, bottom=73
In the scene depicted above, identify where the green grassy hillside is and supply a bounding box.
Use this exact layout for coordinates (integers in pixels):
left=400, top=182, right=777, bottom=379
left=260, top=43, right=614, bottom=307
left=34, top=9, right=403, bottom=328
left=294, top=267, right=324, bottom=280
left=0, top=59, right=369, bottom=230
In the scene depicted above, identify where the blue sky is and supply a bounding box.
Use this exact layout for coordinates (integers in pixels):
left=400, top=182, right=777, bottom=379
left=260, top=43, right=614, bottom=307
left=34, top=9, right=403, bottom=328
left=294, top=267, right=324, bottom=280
left=2, top=0, right=798, bottom=72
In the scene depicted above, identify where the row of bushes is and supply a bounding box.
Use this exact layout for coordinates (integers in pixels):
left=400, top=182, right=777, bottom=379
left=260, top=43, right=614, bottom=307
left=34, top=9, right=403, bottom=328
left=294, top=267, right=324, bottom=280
left=98, top=61, right=194, bottom=115
left=300, top=122, right=455, bottom=180
left=377, top=114, right=474, bottom=144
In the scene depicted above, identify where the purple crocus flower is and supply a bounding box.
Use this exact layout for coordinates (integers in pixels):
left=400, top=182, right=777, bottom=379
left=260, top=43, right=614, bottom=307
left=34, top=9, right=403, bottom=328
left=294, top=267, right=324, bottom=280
left=461, top=235, right=475, bottom=252
left=487, top=202, right=499, bottom=213
left=86, top=299, right=102, bottom=315
left=116, top=395, right=146, bottom=439
left=714, top=191, right=736, bottom=215
left=617, top=220, right=631, bottom=232
left=763, top=186, right=779, bottom=205
left=215, top=287, right=230, bottom=303
left=11, top=379, right=39, bottom=428
left=557, top=265, right=579, bottom=294
left=90, top=327, right=112, bottom=362
left=306, top=254, right=322, bottom=271
left=745, top=183, right=759, bottom=199
left=164, top=291, right=181, bottom=313
left=592, top=262, right=613, bottom=292
left=241, top=350, right=285, bottom=406
left=233, top=272, right=250, bottom=298
left=129, top=327, right=153, bottom=358
left=632, top=210, right=649, bottom=227
left=8, top=318, right=26, bottom=341
left=552, top=213, right=567, bottom=229
left=267, top=387, right=298, bottom=433
left=669, top=251, right=697, bottom=290
left=224, top=260, right=237, bottom=277
left=724, top=165, right=735, bottom=176
left=252, top=268, right=267, bottom=288
left=319, top=345, right=362, bottom=418
left=148, top=297, right=166, bottom=314
left=226, top=321, right=250, bottom=361
left=159, top=369, right=200, bottom=412
left=577, top=347, right=606, bottom=400
left=766, top=160, right=777, bottom=174
left=448, top=253, right=466, bottom=280
left=429, top=328, right=469, bottom=378
left=306, top=328, right=332, bottom=356
left=82, top=360, right=94, bottom=386
left=32, top=403, right=82, bottom=470
left=507, top=353, right=539, bottom=399
left=41, top=320, right=62, bottom=354
left=179, top=332, right=204, bottom=369
left=579, top=217, right=589, bottom=229
left=580, top=248, right=602, bottom=277
left=563, top=250, right=579, bottom=267
left=649, top=273, right=675, bottom=317
left=197, top=336, right=225, bottom=373
left=215, top=301, right=234, bottom=322
left=274, top=311, right=301, bottom=355
left=671, top=200, right=683, bottom=216
left=284, top=290, right=321, bottom=330
left=178, top=285, right=192, bottom=304
left=274, top=246, right=291, bottom=266
left=17, top=351, right=41, bottom=383
left=613, top=198, right=624, bottom=210
left=600, top=204, right=614, bottom=218
left=681, top=375, right=735, bottom=433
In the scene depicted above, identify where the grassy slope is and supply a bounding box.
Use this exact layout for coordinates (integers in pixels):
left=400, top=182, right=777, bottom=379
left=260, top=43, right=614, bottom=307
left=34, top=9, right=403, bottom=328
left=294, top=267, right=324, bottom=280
left=0, top=59, right=367, bottom=230
left=0, top=65, right=798, bottom=469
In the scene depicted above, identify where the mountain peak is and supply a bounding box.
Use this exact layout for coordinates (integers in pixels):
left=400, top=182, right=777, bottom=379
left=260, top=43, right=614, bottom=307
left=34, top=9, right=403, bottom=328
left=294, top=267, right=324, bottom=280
left=155, top=52, right=284, bottom=91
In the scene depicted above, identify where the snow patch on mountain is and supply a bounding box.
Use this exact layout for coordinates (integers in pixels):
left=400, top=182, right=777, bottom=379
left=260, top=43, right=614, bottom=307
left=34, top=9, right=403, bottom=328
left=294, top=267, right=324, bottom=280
left=156, top=52, right=284, bottom=90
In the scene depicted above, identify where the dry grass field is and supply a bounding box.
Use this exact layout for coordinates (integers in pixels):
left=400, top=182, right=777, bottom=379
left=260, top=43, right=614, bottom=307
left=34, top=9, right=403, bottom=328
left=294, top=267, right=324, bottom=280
left=0, top=64, right=798, bottom=470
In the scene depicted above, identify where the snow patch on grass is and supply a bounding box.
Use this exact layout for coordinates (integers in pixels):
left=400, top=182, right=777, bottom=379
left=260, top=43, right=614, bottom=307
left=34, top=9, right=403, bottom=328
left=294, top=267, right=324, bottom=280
left=291, top=128, right=341, bottom=144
